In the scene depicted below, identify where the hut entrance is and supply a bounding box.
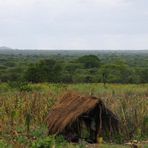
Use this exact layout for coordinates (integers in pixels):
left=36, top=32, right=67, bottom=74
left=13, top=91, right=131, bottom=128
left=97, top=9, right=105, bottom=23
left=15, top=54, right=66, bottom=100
left=61, top=104, right=100, bottom=143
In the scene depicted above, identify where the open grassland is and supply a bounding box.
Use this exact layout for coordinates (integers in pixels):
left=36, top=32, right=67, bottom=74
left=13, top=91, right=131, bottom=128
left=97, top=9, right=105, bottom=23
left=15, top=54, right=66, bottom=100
left=0, top=83, right=148, bottom=147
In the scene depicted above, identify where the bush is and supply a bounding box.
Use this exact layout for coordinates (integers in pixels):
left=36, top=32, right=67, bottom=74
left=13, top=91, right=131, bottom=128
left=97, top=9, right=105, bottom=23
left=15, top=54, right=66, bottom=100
left=8, top=81, right=32, bottom=92
left=0, top=140, right=11, bottom=148
left=31, top=136, right=67, bottom=148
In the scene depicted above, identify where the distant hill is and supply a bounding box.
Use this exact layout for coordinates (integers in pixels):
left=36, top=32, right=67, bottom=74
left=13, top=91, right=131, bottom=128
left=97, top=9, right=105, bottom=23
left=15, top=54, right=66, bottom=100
left=0, top=46, right=13, bottom=50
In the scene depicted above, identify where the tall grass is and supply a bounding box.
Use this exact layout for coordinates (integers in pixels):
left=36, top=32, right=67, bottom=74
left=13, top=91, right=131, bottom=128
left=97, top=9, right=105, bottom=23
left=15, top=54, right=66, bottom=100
left=0, top=83, right=148, bottom=146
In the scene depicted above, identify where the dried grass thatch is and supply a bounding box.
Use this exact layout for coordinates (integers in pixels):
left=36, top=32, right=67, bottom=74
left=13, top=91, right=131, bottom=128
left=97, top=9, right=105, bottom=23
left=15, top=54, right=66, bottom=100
left=46, top=92, right=119, bottom=138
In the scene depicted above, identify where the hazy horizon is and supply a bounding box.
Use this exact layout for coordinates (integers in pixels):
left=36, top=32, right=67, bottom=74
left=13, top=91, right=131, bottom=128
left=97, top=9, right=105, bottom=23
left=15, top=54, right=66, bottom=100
left=1, top=46, right=148, bottom=51
left=0, top=0, right=148, bottom=50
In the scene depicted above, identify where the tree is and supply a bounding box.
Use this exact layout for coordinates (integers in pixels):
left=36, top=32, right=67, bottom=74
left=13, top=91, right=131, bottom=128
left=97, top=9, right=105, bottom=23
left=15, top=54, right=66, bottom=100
left=99, top=61, right=132, bottom=84
left=77, top=55, right=101, bottom=69
left=137, top=68, right=148, bottom=83
left=24, top=59, right=62, bottom=83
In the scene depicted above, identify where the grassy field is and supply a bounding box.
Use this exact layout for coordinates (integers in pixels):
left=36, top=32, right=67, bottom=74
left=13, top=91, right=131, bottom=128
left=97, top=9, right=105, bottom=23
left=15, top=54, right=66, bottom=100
left=0, top=83, right=148, bottom=147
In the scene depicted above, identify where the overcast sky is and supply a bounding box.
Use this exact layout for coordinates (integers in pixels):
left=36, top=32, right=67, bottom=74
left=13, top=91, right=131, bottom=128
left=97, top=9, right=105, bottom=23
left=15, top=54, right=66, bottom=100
left=0, top=0, right=148, bottom=49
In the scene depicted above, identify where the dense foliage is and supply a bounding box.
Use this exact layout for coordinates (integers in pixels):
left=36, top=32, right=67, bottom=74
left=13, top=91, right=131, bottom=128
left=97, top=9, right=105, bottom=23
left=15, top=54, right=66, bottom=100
left=0, top=50, right=148, bottom=83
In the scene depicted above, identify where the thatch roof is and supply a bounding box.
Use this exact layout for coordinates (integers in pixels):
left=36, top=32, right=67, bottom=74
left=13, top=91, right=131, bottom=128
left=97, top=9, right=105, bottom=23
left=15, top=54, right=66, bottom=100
left=46, top=92, right=118, bottom=135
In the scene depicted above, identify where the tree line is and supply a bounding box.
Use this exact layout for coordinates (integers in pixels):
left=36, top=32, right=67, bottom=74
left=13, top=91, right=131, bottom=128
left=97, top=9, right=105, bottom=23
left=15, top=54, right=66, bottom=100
left=24, top=55, right=148, bottom=84
left=0, top=53, right=148, bottom=84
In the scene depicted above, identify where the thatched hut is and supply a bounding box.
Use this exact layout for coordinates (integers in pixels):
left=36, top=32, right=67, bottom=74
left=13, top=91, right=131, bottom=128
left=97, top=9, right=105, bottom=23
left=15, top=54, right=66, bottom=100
left=46, top=92, right=119, bottom=143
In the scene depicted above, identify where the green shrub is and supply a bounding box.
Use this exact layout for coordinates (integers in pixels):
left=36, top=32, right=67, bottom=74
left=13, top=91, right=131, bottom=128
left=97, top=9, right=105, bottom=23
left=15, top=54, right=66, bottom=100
left=31, top=136, right=56, bottom=148
left=8, top=81, right=32, bottom=92
left=0, top=140, right=12, bottom=148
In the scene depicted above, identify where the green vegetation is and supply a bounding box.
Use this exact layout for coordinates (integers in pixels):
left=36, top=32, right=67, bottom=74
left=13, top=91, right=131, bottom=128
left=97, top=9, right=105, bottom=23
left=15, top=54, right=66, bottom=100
left=0, top=50, right=148, bottom=83
left=0, top=83, right=148, bottom=147
left=0, top=50, right=148, bottom=147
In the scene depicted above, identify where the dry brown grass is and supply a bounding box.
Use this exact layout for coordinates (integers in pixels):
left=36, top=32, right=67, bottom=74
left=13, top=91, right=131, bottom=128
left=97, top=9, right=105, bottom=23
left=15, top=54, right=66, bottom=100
left=0, top=83, right=148, bottom=141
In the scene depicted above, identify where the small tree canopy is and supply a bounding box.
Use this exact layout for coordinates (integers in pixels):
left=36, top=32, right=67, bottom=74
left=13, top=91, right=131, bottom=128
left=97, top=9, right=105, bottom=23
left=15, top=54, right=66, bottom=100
left=77, top=55, right=101, bottom=69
